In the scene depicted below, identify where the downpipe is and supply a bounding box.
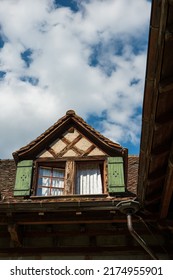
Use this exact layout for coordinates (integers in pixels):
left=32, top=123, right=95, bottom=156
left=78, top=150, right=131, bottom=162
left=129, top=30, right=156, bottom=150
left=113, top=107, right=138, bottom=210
left=116, top=201, right=158, bottom=260
left=127, top=213, right=158, bottom=260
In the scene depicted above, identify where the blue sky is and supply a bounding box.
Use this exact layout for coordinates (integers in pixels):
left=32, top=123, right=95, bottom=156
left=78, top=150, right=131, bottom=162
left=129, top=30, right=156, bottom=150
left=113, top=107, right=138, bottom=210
left=0, top=0, right=151, bottom=158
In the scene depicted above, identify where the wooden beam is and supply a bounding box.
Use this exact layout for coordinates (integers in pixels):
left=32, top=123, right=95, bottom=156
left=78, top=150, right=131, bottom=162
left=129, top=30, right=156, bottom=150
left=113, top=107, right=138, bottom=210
left=155, top=113, right=173, bottom=127
left=144, top=194, right=161, bottom=206
left=159, top=77, right=173, bottom=93
left=18, top=227, right=154, bottom=238
left=0, top=246, right=159, bottom=255
left=46, top=147, right=57, bottom=158
left=17, top=218, right=128, bottom=225
left=0, top=225, right=161, bottom=238
left=160, top=152, right=173, bottom=219
left=0, top=215, right=158, bottom=226
left=81, top=144, right=96, bottom=156
left=17, top=229, right=127, bottom=238
left=36, top=155, right=107, bottom=162
left=169, top=0, right=173, bottom=6
left=2, top=214, right=128, bottom=225
left=65, top=160, right=75, bottom=194
left=165, top=28, right=173, bottom=41
left=0, top=200, right=127, bottom=213
left=57, top=135, right=83, bottom=157
left=8, top=224, right=22, bottom=247
left=158, top=219, right=173, bottom=231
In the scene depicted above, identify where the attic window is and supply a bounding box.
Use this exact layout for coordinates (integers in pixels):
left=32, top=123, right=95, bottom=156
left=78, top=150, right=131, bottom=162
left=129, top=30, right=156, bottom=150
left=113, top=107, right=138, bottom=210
left=35, top=160, right=104, bottom=196
left=13, top=157, right=125, bottom=197
left=37, top=166, right=65, bottom=196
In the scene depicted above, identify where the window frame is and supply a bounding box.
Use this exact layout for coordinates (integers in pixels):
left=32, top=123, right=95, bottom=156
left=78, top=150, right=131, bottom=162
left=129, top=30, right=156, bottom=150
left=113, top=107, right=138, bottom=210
left=34, top=157, right=107, bottom=197
left=37, top=166, right=65, bottom=196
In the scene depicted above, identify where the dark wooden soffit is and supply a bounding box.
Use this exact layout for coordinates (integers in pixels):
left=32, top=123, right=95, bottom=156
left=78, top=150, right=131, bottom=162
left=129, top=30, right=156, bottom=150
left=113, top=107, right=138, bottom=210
left=138, top=0, right=173, bottom=219
left=13, top=110, right=126, bottom=162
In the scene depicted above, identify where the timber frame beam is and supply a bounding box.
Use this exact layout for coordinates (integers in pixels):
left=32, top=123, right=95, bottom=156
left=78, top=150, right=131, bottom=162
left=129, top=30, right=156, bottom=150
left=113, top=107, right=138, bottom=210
left=8, top=224, right=22, bottom=247
left=160, top=143, right=173, bottom=219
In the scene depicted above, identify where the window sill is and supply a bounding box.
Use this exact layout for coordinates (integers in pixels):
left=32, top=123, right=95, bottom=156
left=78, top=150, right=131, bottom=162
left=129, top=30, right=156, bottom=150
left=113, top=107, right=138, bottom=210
left=30, top=194, right=108, bottom=199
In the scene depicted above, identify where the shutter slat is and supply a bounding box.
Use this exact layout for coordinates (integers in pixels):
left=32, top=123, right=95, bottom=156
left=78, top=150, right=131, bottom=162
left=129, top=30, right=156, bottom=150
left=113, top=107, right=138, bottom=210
left=14, top=160, right=33, bottom=196
left=108, top=157, right=125, bottom=193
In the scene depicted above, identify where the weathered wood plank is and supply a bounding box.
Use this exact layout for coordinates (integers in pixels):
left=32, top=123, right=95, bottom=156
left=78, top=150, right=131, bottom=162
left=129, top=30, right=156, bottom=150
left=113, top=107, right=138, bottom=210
left=65, top=161, right=75, bottom=194
left=8, top=224, right=22, bottom=247
left=0, top=245, right=168, bottom=255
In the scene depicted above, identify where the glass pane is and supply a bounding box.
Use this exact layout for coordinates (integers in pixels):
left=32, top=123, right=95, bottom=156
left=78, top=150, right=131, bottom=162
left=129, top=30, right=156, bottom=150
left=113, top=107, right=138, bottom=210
left=42, top=187, right=50, bottom=196
left=41, top=177, right=51, bottom=187
left=37, top=166, right=65, bottom=196
left=39, top=167, right=51, bottom=177
left=36, top=188, right=42, bottom=196
left=53, top=168, right=65, bottom=178
left=52, top=178, right=64, bottom=188
left=52, top=188, right=64, bottom=196
left=37, top=187, right=50, bottom=196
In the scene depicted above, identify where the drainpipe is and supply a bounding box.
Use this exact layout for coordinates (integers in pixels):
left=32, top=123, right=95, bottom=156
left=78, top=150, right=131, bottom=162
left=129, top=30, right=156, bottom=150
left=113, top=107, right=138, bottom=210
left=116, top=200, right=158, bottom=260
left=127, top=212, right=158, bottom=260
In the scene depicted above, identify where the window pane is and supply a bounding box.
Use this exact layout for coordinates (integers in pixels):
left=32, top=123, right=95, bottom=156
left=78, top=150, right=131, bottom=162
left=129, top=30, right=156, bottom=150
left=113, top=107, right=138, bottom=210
left=38, top=177, right=51, bottom=187
left=36, top=187, right=42, bottom=196
left=52, top=178, right=64, bottom=188
left=37, top=187, right=50, bottom=196
left=42, top=187, right=50, bottom=196
left=39, top=167, right=51, bottom=177
left=37, top=166, right=65, bottom=196
left=43, top=177, right=51, bottom=186
left=51, top=188, right=64, bottom=196
left=53, top=168, right=64, bottom=178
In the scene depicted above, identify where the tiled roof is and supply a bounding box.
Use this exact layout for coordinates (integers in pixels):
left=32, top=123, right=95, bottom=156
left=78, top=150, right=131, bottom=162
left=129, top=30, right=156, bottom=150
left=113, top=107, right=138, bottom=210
left=0, top=160, right=16, bottom=201
left=0, top=156, right=138, bottom=203
left=128, top=156, right=139, bottom=194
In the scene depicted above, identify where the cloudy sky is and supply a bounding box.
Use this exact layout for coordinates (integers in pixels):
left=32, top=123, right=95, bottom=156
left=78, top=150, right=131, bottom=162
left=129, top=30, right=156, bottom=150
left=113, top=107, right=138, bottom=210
left=0, top=0, right=151, bottom=159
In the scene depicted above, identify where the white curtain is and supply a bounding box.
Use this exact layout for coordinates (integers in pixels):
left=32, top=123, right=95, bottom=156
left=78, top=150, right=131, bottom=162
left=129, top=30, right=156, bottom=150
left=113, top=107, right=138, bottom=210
left=76, top=163, right=102, bottom=194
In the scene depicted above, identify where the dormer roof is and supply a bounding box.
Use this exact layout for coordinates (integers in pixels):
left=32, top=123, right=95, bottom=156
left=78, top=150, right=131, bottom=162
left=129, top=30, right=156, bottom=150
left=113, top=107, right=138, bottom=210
left=13, top=110, right=127, bottom=163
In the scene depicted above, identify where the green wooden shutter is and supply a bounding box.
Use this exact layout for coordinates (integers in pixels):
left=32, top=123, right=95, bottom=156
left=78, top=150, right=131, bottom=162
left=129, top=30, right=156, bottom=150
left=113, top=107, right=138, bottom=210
left=108, top=157, right=125, bottom=193
left=14, top=160, right=33, bottom=196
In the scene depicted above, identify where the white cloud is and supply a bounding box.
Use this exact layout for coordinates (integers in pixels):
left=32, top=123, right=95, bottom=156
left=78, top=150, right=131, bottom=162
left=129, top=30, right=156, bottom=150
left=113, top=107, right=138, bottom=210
left=0, top=0, right=151, bottom=158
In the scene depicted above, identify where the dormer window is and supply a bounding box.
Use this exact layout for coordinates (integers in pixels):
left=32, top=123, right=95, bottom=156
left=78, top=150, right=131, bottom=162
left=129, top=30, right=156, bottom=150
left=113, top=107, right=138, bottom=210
left=13, top=111, right=127, bottom=198
left=35, top=160, right=104, bottom=196
left=13, top=157, right=126, bottom=197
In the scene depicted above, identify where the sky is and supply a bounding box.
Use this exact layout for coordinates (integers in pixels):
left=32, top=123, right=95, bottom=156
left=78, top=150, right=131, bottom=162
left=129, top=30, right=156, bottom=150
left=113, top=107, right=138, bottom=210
left=0, top=0, right=151, bottom=159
